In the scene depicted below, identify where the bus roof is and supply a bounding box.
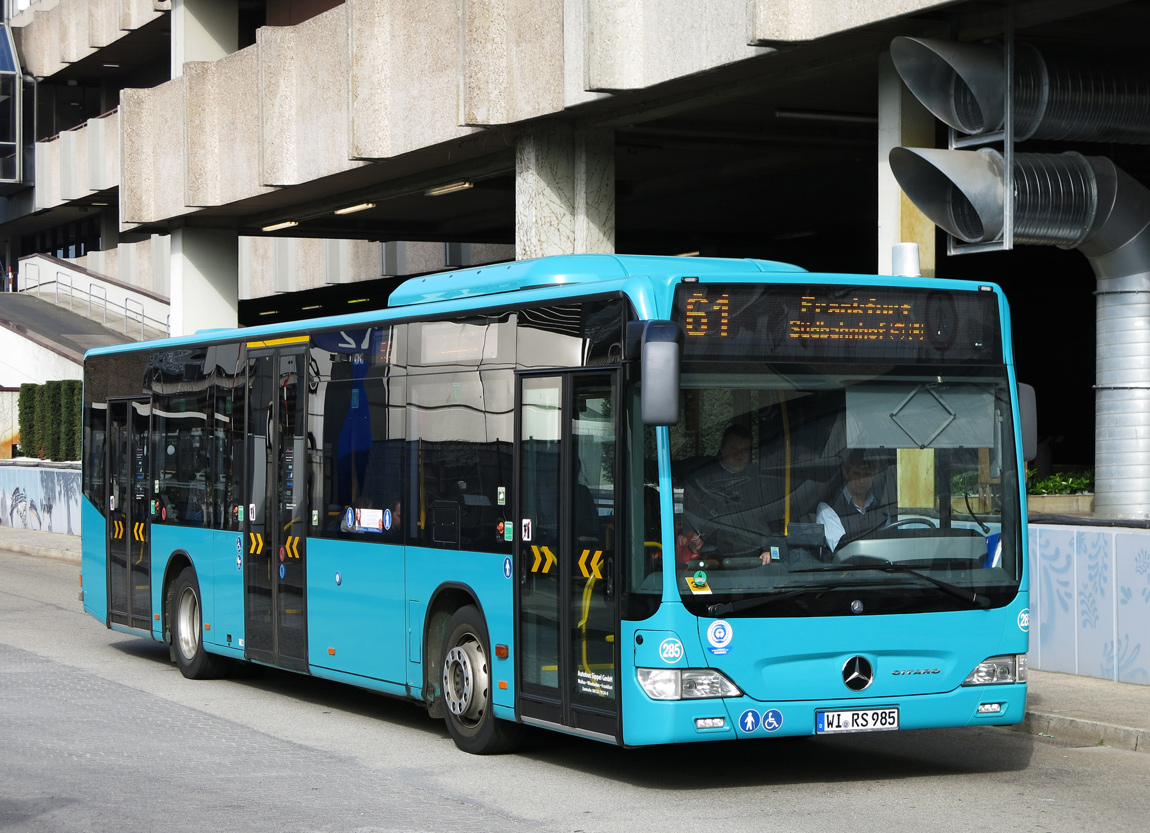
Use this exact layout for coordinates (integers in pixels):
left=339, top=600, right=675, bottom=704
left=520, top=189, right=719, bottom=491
left=387, top=253, right=807, bottom=306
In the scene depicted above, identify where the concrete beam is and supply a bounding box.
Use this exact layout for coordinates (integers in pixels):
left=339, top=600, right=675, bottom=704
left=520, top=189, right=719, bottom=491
left=185, top=48, right=272, bottom=206
left=120, top=80, right=191, bottom=227
left=260, top=7, right=366, bottom=185
left=460, top=0, right=565, bottom=126
left=586, top=0, right=768, bottom=92
left=748, top=0, right=953, bottom=44
left=349, top=0, right=477, bottom=160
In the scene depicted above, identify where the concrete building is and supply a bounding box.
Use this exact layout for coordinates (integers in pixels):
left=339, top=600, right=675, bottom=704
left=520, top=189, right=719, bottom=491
left=0, top=2, right=1141, bottom=488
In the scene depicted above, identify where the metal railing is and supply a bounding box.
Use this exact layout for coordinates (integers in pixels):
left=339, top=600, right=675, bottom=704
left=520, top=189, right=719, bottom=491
left=16, top=260, right=169, bottom=339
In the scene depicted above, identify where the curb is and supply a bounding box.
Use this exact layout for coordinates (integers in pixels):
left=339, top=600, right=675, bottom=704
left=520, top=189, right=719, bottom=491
left=1017, top=710, right=1149, bottom=753
left=3, top=542, right=80, bottom=565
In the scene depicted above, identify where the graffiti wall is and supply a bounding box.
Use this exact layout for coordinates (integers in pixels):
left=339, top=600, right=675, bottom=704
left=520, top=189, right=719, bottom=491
left=0, top=464, right=82, bottom=535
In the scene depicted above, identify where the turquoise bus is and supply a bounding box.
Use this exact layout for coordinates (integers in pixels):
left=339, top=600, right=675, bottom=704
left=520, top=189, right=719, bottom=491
left=80, top=254, right=1034, bottom=753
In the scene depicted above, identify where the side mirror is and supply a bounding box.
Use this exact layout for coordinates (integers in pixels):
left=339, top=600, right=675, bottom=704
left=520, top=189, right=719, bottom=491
left=641, top=321, right=682, bottom=426
left=1017, top=382, right=1037, bottom=462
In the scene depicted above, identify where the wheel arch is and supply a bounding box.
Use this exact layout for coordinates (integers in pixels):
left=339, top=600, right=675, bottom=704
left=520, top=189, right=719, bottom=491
left=160, top=549, right=194, bottom=653
left=422, top=581, right=486, bottom=718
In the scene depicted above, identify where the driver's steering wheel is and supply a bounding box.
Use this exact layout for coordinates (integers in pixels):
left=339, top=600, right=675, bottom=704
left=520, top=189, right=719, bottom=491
left=888, top=517, right=938, bottom=529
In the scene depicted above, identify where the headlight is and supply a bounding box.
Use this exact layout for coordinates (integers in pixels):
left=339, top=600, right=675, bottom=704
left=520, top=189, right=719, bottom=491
left=637, top=668, right=741, bottom=700
left=962, top=654, right=1027, bottom=685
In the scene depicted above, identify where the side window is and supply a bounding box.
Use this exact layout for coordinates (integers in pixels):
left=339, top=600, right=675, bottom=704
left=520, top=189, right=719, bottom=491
left=209, top=343, right=245, bottom=531
left=407, top=369, right=514, bottom=554
left=311, top=325, right=407, bottom=542
left=148, top=349, right=211, bottom=528
left=407, top=313, right=516, bottom=554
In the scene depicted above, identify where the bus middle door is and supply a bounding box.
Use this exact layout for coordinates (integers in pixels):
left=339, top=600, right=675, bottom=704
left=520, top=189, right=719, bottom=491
left=245, top=346, right=310, bottom=672
left=516, top=371, right=620, bottom=743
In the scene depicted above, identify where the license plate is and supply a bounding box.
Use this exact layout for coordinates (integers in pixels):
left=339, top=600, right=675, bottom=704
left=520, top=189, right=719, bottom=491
left=816, top=707, right=899, bottom=734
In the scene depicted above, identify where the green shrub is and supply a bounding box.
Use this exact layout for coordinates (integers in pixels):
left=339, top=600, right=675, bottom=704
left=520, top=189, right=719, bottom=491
left=16, top=380, right=83, bottom=461
left=17, top=383, right=38, bottom=458
left=1028, top=470, right=1094, bottom=495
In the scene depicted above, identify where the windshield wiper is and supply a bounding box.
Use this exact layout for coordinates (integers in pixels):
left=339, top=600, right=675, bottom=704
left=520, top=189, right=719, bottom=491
left=706, top=585, right=825, bottom=617
left=792, top=563, right=992, bottom=609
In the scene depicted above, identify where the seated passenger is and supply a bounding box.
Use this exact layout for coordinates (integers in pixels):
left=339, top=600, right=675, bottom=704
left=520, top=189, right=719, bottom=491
left=816, top=451, right=893, bottom=551
left=682, top=424, right=779, bottom=563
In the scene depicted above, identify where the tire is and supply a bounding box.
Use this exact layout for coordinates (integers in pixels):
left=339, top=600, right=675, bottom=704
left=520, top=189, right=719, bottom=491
left=169, top=566, right=229, bottom=680
left=440, top=605, right=523, bottom=754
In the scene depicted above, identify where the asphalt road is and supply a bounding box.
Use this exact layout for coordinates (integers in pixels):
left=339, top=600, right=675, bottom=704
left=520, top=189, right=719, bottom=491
left=3, top=548, right=1149, bottom=833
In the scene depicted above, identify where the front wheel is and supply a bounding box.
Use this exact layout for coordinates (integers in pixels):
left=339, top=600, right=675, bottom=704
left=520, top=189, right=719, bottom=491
left=440, top=605, right=523, bottom=754
left=169, top=566, right=229, bottom=680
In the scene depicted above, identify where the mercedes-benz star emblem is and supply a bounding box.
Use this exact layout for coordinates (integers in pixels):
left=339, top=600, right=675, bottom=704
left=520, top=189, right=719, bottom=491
left=842, top=656, right=874, bottom=692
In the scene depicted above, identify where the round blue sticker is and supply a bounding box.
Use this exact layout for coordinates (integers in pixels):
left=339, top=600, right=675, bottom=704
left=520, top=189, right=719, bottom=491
left=762, top=709, right=783, bottom=732
left=503, top=557, right=513, bottom=579
left=739, top=709, right=761, bottom=733
left=279, top=564, right=285, bottom=580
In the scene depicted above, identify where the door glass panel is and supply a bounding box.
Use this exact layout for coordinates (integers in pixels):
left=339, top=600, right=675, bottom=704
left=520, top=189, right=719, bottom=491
left=570, top=375, right=617, bottom=708
left=107, top=402, right=129, bottom=622
left=128, top=401, right=151, bottom=629
left=519, top=376, right=562, bottom=698
left=276, top=352, right=308, bottom=663
left=245, top=354, right=274, bottom=658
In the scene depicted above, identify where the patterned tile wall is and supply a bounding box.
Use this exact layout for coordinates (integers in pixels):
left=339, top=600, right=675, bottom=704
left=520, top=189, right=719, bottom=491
left=1030, top=523, right=1150, bottom=684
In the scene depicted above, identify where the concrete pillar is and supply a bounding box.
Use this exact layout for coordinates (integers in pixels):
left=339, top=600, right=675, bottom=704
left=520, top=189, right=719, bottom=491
left=171, top=0, right=239, bottom=78
left=515, top=126, right=615, bottom=260
left=170, top=228, right=239, bottom=336
left=877, top=52, right=936, bottom=277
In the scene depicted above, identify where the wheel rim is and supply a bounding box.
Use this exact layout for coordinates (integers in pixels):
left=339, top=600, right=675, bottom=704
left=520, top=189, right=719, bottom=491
left=442, top=633, right=489, bottom=727
left=176, top=585, right=200, bottom=661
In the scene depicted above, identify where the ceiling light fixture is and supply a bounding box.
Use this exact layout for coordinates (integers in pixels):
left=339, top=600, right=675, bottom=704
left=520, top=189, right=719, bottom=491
left=261, top=220, right=299, bottom=232
left=424, top=180, right=473, bottom=197
left=774, top=108, right=877, bottom=125
left=334, top=202, right=376, bottom=215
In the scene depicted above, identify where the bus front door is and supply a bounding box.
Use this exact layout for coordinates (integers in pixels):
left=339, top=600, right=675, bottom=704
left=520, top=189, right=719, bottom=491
left=106, top=398, right=152, bottom=631
left=516, top=371, right=620, bottom=742
left=245, top=347, right=310, bottom=672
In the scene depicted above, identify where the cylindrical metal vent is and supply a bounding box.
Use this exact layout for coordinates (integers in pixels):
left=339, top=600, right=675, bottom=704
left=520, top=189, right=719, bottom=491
left=1096, top=273, right=1150, bottom=519
left=890, top=146, right=1150, bottom=519
left=888, top=147, right=1098, bottom=247
left=891, top=37, right=1150, bottom=143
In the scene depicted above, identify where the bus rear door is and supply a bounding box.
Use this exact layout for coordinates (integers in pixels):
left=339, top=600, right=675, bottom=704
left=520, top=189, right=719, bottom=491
left=516, top=371, right=620, bottom=742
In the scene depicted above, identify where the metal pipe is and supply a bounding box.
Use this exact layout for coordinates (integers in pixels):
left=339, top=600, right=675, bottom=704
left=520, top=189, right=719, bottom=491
left=891, top=37, right=1150, bottom=143
left=890, top=147, right=1150, bottom=519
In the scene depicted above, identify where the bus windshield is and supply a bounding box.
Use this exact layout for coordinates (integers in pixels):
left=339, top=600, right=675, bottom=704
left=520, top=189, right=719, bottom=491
left=663, top=365, right=1022, bottom=617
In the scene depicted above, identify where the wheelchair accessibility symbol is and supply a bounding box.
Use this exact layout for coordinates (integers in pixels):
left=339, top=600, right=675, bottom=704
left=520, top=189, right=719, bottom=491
left=762, top=708, right=783, bottom=732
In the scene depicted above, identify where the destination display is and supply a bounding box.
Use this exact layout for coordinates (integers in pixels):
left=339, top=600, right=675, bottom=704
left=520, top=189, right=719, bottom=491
left=673, top=283, right=1001, bottom=363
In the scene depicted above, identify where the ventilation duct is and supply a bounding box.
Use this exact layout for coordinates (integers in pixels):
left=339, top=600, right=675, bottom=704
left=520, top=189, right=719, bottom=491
left=890, top=146, right=1150, bottom=519
left=891, top=36, right=1150, bottom=143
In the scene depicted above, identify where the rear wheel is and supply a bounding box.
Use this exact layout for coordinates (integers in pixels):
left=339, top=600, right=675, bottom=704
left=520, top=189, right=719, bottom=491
left=170, top=567, right=228, bottom=679
left=440, top=605, right=523, bottom=754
